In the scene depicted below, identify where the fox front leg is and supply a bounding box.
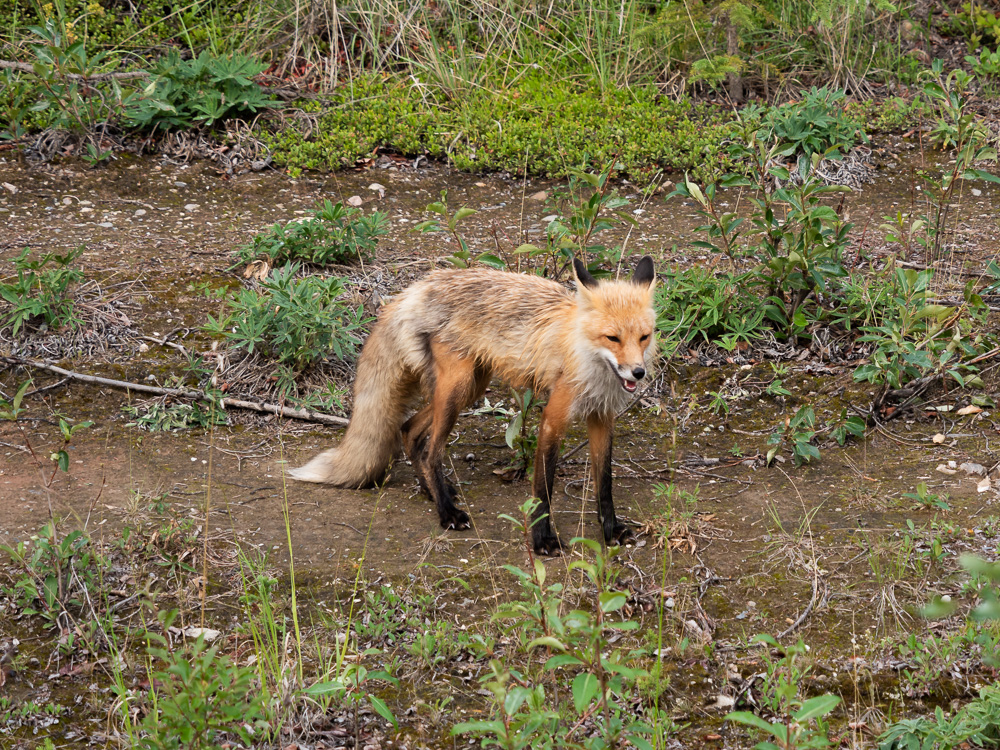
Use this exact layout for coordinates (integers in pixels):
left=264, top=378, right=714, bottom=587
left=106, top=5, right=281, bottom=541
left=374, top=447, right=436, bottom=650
left=587, top=412, right=631, bottom=545
left=529, top=382, right=574, bottom=555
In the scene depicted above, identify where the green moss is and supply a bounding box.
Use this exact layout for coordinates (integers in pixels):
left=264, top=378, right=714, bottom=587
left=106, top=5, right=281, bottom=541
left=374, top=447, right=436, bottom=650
left=264, top=75, right=738, bottom=181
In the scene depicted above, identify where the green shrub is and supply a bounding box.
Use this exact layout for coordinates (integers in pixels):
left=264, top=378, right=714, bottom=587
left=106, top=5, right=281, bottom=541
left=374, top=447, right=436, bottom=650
left=760, top=86, right=868, bottom=159
left=0, top=246, right=84, bottom=335
left=655, top=267, right=766, bottom=353
left=236, top=200, right=389, bottom=267
left=126, top=49, right=279, bottom=132
left=141, top=630, right=270, bottom=750
left=204, top=263, right=369, bottom=391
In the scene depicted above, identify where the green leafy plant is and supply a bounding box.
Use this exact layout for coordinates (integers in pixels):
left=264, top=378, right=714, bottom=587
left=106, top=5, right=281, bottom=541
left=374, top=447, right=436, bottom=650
left=655, top=267, right=766, bottom=355
left=903, top=482, right=951, bottom=511
left=1, top=246, right=85, bottom=335
left=966, top=47, right=1000, bottom=79
left=415, top=189, right=503, bottom=269
left=204, top=263, right=369, bottom=395
left=19, top=20, right=126, bottom=141
left=126, top=49, right=279, bottom=132
left=760, top=86, right=868, bottom=160
left=124, top=401, right=228, bottom=431
left=853, top=268, right=989, bottom=397
left=670, top=132, right=854, bottom=341
left=916, top=61, right=1000, bottom=256
left=767, top=405, right=819, bottom=466
left=728, top=634, right=840, bottom=750
left=454, top=498, right=660, bottom=749
left=140, top=625, right=271, bottom=750
left=236, top=200, right=389, bottom=267
left=1, top=520, right=106, bottom=635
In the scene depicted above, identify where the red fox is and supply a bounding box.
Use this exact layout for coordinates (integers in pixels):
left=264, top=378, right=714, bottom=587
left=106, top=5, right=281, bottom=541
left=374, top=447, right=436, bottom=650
left=291, top=256, right=657, bottom=554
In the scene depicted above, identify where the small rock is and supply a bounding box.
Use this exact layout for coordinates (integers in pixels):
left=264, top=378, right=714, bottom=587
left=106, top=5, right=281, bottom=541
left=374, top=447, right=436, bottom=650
left=79, top=200, right=92, bottom=206
left=960, top=462, right=986, bottom=477
left=80, top=207, right=93, bottom=213
left=98, top=222, right=113, bottom=228
left=936, top=464, right=957, bottom=475
left=465, top=453, right=475, bottom=462
left=972, top=188, right=982, bottom=197
left=347, top=195, right=363, bottom=207
left=368, top=183, right=386, bottom=197
left=542, top=214, right=559, bottom=222
left=184, top=203, right=200, bottom=212
left=134, top=209, right=146, bottom=217
left=529, top=190, right=548, bottom=202
left=174, top=181, right=188, bottom=187
left=2, top=182, right=17, bottom=194
left=183, top=627, right=221, bottom=642
left=475, top=181, right=487, bottom=187
left=138, top=343, right=149, bottom=353
left=932, top=433, right=945, bottom=444
left=709, top=694, right=735, bottom=710
left=977, top=477, right=992, bottom=493
left=62, top=196, right=73, bottom=205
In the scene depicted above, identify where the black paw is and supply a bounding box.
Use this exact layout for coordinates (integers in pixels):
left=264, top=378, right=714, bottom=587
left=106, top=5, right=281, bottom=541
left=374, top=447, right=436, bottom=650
left=608, top=522, right=634, bottom=545
left=441, top=507, right=471, bottom=530
left=533, top=534, right=564, bottom=556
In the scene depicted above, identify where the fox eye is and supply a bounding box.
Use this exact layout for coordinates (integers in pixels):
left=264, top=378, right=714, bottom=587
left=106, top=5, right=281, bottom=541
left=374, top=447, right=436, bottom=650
left=640, top=334, right=650, bottom=342
left=606, top=335, right=620, bottom=343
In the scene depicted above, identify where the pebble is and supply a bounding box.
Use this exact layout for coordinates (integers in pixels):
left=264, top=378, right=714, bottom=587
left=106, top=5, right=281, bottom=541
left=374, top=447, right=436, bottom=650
left=134, top=209, right=146, bottom=217
left=98, top=222, right=113, bottom=228
left=972, top=188, right=982, bottom=197
left=347, top=195, right=363, bottom=207
left=529, top=190, right=547, bottom=201
left=80, top=207, right=93, bottom=213
left=184, top=203, right=200, bottom=212
left=174, top=181, right=188, bottom=187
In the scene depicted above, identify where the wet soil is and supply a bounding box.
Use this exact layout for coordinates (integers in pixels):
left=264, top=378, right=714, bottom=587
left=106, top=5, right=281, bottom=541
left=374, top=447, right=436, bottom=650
left=2, top=144, right=1000, bottom=748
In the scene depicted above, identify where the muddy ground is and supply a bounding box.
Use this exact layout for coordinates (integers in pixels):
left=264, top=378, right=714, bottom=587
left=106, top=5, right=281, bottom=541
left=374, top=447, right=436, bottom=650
left=2, top=143, right=1000, bottom=749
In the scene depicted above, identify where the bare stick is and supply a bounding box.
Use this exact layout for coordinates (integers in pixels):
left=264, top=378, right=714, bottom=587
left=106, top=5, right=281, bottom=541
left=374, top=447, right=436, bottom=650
left=0, top=60, right=148, bottom=81
left=3, top=356, right=349, bottom=427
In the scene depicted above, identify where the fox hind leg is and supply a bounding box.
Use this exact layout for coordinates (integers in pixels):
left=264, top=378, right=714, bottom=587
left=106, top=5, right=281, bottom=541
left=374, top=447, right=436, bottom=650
left=419, top=341, right=490, bottom=531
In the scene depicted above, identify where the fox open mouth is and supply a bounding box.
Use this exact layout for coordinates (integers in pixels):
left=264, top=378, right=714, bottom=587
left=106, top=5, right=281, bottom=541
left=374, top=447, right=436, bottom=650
left=608, top=362, right=639, bottom=393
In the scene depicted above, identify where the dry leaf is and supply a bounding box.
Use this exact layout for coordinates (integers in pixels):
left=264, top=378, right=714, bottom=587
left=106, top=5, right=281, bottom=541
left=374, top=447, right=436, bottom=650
left=978, top=477, right=992, bottom=493
left=936, top=464, right=957, bottom=475
left=957, top=405, right=983, bottom=416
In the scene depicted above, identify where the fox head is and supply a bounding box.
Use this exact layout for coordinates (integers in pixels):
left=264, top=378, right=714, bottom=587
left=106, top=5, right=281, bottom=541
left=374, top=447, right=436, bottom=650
left=573, top=256, right=657, bottom=394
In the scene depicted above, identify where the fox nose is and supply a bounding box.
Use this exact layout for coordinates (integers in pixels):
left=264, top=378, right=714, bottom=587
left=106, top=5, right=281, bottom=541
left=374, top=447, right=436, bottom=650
left=632, top=366, right=646, bottom=380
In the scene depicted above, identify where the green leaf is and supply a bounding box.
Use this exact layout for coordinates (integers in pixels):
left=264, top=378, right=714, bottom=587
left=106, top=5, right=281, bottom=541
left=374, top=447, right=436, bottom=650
left=370, top=696, right=398, bottom=728
left=599, top=591, right=628, bottom=613
left=572, top=672, right=600, bottom=713
left=527, top=636, right=567, bottom=652
left=793, top=694, right=840, bottom=722
left=726, top=711, right=785, bottom=740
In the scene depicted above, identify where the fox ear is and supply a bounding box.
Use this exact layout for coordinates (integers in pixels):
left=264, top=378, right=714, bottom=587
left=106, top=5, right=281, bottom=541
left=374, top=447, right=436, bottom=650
left=631, top=255, right=655, bottom=288
left=573, top=256, right=599, bottom=290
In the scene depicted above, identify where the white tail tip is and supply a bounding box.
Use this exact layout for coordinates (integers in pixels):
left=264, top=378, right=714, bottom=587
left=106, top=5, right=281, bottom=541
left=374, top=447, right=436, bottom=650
left=287, top=450, right=338, bottom=484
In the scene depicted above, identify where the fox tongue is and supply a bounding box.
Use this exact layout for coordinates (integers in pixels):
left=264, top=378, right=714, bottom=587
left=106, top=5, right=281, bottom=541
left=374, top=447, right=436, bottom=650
left=621, top=377, right=637, bottom=393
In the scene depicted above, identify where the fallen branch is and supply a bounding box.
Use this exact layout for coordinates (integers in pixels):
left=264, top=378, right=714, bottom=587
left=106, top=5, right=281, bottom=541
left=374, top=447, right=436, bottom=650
left=3, top=356, right=349, bottom=427
left=0, top=60, right=148, bottom=81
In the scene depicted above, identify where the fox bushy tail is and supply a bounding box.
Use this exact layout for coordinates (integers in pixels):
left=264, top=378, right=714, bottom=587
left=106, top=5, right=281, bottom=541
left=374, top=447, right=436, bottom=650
left=289, top=325, right=414, bottom=487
